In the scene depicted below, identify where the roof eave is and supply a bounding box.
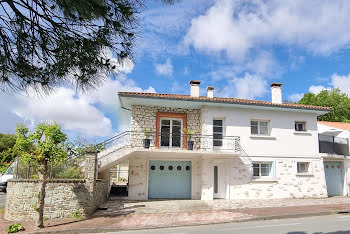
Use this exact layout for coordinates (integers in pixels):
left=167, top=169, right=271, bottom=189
left=118, top=93, right=332, bottom=115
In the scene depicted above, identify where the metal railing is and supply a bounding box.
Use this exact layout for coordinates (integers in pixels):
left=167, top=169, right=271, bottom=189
left=319, top=134, right=349, bottom=156
left=99, top=131, right=241, bottom=153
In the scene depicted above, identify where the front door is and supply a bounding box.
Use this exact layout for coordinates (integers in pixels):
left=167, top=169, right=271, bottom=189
left=324, top=161, right=343, bottom=196
left=213, top=163, right=226, bottom=199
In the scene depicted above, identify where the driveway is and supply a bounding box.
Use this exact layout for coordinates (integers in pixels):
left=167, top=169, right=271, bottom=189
left=0, top=193, right=5, bottom=209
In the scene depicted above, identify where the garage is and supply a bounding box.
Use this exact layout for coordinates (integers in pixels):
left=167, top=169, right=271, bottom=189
left=148, top=160, right=191, bottom=199
left=324, top=161, right=343, bottom=196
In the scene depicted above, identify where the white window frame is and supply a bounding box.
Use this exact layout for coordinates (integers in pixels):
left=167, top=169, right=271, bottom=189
left=251, top=120, right=270, bottom=135
left=213, top=118, right=225, bottom=148
left=295, top=121, right=307, bottom=132
left=296, top=161, right=312, bottom=174
left=252, top=161, right=274, bottom=178
left=159, top=117, right=183, bottom=148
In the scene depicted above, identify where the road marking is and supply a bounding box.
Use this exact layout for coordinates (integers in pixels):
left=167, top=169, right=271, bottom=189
left=219, top=222, right=302, bottom=231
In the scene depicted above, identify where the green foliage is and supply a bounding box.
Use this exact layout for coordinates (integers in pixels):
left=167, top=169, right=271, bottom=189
left=183, top=128, right=199, bottom=141
left=0, top=208, right=5, bottom=213
left=55, top=166, right=83, bottom=179
left=298, top=89, right=350, bottom=122
left=0, top=0, right=139, bottom=94
left=0, top=134, right=16, bottom=153
left=14, top=122, right=68, bottom=163
left=71, top=210, right=83, bottom=219
left=142, top=128, right=152, bottom=139
left=6, top=223, right=24, bottom=233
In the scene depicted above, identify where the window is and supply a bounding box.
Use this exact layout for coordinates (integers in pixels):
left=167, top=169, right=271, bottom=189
left=297, top=162, right=310, bottom=173
left=251, top=120, right=269, bottom=135
left=213, top=119, right=223, bottom=146
left=253, top=162, right=273, bottom=177
left=160, top=118, right=183, bottom=147
left=295, top=122, right=306, bottom=132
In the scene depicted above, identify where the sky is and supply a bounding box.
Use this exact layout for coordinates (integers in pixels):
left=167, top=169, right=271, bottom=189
left=2, top=0, right=350, bottom=142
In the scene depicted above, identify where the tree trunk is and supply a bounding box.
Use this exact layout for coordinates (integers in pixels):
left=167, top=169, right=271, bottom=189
left=36, top=159, right=48, bottom=228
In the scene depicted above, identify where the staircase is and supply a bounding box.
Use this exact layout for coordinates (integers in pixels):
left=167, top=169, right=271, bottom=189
left=97, top=131, right=134, bottom=172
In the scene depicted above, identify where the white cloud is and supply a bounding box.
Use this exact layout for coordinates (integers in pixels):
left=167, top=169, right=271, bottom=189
left=154, top=58, right=173, bottom=76
left=220, top=73, right=268, bottom=99
left=288, top=73, right=350, bottom=102
left=184, top=0, right=350, bottom=61
left=309, top=85, right=331, bottom=95
left=331, top=74, right=350, bottom=95
left=0, top=77, right=155, bottom=137
left=288, top=93, right=304, bottom=103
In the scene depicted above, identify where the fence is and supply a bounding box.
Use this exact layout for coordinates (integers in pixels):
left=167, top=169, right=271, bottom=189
left=13, top=155, right=85, bottom=179
left=319, top=134, right=349, bottom=156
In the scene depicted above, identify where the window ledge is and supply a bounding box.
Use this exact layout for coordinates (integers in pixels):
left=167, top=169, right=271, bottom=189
left=250, top=135, right=276, bottom=140
left=293, top=131, right=312, bottom=136
left=296, top=173, right=314, bottom=176
left=251, top=177, right=278, bottom=183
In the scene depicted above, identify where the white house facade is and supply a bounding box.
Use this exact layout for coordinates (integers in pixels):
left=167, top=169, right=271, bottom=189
left=97, top=81, right=333, bottom=200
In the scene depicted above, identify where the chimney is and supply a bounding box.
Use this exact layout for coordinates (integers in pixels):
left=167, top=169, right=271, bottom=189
left=190, top=80, right=201, bottom=97
left=270, top=83, right=282, bottom=104
left=207, top=86, right=214, bottom=98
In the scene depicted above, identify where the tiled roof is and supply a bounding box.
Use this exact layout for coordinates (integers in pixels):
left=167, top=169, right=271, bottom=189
left=119, top=92, right=332, bottom=112
left=318, top=121, right=350, bottom=131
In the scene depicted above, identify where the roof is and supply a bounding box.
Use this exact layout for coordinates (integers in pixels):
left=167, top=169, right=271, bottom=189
left=318, top=121, right=350, bottom=131
left=118, top=92, right=332, bottom=112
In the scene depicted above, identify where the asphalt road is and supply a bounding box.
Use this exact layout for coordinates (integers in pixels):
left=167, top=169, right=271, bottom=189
left=0, top=192, right=6, bottom=209
left=116, top=214, right=350, bottom=234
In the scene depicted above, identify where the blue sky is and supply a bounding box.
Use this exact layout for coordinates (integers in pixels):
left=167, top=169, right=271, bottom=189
left=2, top=0, right=350, bottom=142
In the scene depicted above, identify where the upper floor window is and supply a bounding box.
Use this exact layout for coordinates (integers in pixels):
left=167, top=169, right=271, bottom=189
left=295, top=122, right=306, bottom=132
left=251, top=120, right=269, bottom=135
left=160, top=118, right=182, bottom=147
left=213, top=119, right=223, bottom=147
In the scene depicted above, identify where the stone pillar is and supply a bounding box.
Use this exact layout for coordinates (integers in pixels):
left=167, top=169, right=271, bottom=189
left=83, top=150, right=98, bottom=214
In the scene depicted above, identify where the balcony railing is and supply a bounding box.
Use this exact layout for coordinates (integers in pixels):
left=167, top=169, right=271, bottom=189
left=100, top=131, right=241, bottom=153
left=319, top=134, right=349, bottom=156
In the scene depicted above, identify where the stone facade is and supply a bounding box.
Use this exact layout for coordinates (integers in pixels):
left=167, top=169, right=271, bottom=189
left=130, top=105, right=201, bottom=148
left=5, top=151, right=109, bottom=221
left=229, top=158, right=328, bottom=199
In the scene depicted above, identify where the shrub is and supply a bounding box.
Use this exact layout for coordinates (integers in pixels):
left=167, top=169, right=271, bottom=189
left=6, top=223, right=24, bottom=233
left=71, top=210, right=83, bottom=219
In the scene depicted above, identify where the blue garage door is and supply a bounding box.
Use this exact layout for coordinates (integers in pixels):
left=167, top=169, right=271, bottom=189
left=324, top=161, right=343, bottom=196
left=148, top=160, right=191, bottom=199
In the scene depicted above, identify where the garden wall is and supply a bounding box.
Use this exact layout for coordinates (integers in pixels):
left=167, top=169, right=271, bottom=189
left=4, top=151, right=109, bottom=221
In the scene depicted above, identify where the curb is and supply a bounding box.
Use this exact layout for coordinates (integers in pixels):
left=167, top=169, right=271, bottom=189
left=29, top=210, right=343, bottom=234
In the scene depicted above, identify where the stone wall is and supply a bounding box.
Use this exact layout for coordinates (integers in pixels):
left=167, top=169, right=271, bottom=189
left=131, top=105, right=201, bottom=148
left=228, top=157, right=328, bottom=199
left=5, top=151, right=109, bottom=221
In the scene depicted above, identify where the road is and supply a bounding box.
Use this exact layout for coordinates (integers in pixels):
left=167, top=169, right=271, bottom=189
left=116, top=214, right=350, bottom=234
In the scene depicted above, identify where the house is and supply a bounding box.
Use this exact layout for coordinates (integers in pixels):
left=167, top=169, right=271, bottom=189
left=317, top=121, right=350, bottom=196
left=97, top=81, right=333, bottom=200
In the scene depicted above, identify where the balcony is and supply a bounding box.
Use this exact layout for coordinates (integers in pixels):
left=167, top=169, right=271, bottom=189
left=319, top=134, right=349, bottom=156
left=101, top=131, right=241, bottom=153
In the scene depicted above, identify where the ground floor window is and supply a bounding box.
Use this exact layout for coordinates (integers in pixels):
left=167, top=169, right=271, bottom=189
left=297, top=162, right=310, bottom=173
left=253, top=162, right=273, bottom=177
